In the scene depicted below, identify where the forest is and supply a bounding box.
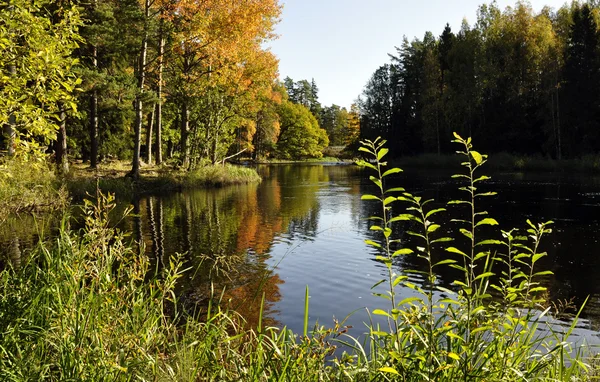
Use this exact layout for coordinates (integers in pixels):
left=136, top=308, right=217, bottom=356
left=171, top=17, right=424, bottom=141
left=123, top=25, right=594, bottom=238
left=0, top=0, right=347, bottom=181
left=359, top=1, right=600, bottom=159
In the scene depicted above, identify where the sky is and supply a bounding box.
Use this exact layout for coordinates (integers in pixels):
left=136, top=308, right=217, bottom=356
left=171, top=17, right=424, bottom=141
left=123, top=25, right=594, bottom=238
left=268, top=0, right=569, bottom=109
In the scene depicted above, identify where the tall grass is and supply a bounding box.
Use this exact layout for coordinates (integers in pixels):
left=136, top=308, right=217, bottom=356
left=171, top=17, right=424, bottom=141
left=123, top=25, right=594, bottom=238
left=0, top=191, right=338, bottom=381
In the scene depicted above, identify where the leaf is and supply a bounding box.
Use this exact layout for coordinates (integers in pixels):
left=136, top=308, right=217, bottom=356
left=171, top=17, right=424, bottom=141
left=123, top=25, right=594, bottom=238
left=471, top=151, right=483, bottom=165
left=393, top=248, right=414, bottom=256
left=448, top=200, right=471, bottom=205
left=448, top=352, right=460, bottom=361
left=453, top=131, right=463, bottom=140
left=446, top=247, right=467, bottom=257
left=434, top=259, right=457, bottom=267
left=364, top=240, right=382, bottom=248
left=476, top=192, right=497, bottom=197
left=386, top=187, right=406, bottom=193
left=397, top=297, right=422, bottom=306
left=379, top=367, right=399, bottom=375
left=459, top=228, right=472, bottom=240
left=432, top=237, right=453, bottom=244
left=474, top=272, right=494, bottom=281
left=377, top=148, right=389, bottom=161
left=361, top=194, right=381, bottom=201
left=356, top=160, right=377, bottom=171
left=532, top=252, right=547, bottom=263
left=475, top=218, right=499, bottom=227
left=475, top=239, right=504, bottom=246
left=372, top=309, right=392, bottom=318
left=358, top=147, right=373, bottom=155
left=369, top=176, right=382, bottom=189
left=383, top=196, right=396, bottom=206
left=382, top=168, right=402, bottom=177
left=426, top=208, right=446, bottom=218
left=427, top=224, right=441, bottom=233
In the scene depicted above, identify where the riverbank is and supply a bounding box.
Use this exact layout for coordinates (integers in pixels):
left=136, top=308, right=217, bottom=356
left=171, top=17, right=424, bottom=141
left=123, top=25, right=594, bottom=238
left=394, top=152, right=600, bottom=173
left=65, top=160, right=262, bottom=200
left=0, top=159, right=261, bottom=219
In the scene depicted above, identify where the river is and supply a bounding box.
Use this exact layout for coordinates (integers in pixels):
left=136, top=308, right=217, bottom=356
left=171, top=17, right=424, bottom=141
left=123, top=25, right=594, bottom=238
left=3, top=163, right=600, bottom=348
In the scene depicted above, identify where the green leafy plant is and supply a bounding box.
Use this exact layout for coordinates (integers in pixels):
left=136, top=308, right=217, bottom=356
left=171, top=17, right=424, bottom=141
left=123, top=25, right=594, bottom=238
left=355, top=134, right=591, bottom=381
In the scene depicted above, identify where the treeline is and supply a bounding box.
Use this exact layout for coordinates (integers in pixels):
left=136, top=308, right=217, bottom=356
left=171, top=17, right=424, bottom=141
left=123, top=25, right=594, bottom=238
left=1, top=0, right=343, bottom=178
left=283, top=77, right=359, bottom=148
left=359, top=1, right=600, bottom=158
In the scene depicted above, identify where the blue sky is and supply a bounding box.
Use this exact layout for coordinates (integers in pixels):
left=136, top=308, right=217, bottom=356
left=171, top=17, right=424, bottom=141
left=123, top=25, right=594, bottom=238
left=268, top=0, right=568, bottom=109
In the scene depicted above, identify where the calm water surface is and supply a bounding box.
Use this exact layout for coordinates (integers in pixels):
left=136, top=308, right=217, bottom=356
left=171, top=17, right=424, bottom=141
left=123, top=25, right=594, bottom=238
left=4, top=164, right=600, bottom=346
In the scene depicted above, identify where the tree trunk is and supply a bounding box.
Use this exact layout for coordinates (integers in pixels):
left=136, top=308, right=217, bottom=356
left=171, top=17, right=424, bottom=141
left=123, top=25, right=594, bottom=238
left=181, top=102, right=190, bottom=168
left=89, top=0, right=98, bottom=168
left=131, top=0, right=150, bottom=179
left=56, top=108, right=69, bottom=175
left=145, top=108, right=154, bottom=165
left=156, top=17, right=165, bottom=165
left=4, top=63, right=16, bottom=157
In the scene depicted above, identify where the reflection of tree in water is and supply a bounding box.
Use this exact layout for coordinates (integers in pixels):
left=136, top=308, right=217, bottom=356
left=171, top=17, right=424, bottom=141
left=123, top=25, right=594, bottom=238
left=131, top=166, right=327, bottom=327
left=0, top=214, right=58, bottom=270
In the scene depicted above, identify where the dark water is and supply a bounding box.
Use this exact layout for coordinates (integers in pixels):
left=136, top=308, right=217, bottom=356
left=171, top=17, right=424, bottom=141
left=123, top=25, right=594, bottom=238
left=3, top=164, right=600, bottom=347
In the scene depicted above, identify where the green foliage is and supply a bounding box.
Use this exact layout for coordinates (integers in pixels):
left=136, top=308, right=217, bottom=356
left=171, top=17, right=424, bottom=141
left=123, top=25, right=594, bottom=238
left=358, top=1, right=600, bottom=160
left=352, top=134, right=591, bottom=381
left=0, top=0, right=82, bottom=158
left=0, top=159, right=68, bottom=221
left=181, top=164, right=262, bottom=187
left=276, top=100, right=329, bottom=159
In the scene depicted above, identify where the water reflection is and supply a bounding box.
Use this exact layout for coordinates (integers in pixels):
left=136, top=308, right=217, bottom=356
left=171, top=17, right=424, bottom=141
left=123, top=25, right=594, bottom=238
left=3, top=164, right=600, bottom=343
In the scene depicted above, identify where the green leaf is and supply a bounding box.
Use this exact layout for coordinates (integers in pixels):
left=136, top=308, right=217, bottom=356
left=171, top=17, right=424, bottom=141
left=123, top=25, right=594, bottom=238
left=471, top=151, right=483, bottom=165
left=369, top=176, right=382, bottom=189
left=434, top=259, right=457, bottom=267
left=358, top=147, right=373, bottom=155
left=532, top=252, right=547, bottom=263
left=426, top=208, right=446, bottom=218
left=427, top=224, right=441, bottom=233
left=448, top=352, right=460, bottom=361
left=475, top=239, right=503, bottom=246
left=476, top=192, right=497, bottom=197
left=393, top=248, right=414, bottom=256
left=432, top=237, right=453, bottom=244
left=397, top=297, right=422, bottom=306
left=386, top=187, right=406, bottom=193
left=364, top=240, right=382, bottom=248
left=356, top=160, right=377, bottom=171
left=379, top=367, right=399, bottom=375
left=453, top=132, right=463, bottom=140
left=383, top=196, right=396, bottom=206
left=382, top=167, right=402, bottom=177
left=377, top=148, right=389, bottom=161
left=361, top=194, right=381, bottom=201
left=446, top=247, right=467, bottom=257
left=474, top=272, right=494, bottom=281
left=475, top=218, right=499, bottom=227
left=372, top=309, right=392, bottom=318
left=459, top=228, right=472, bottom=240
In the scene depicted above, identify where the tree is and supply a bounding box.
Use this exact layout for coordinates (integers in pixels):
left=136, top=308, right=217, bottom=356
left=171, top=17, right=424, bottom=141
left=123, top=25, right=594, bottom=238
left=0, top=0, right=82, bottom=160
left=276, top=101, right=328, bottom=159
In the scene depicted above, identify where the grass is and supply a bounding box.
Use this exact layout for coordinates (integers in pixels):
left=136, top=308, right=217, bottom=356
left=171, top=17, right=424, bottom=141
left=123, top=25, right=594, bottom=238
left=0, top=159, right=68, bottom=223
left=65, top=160, right=261, bottom=200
